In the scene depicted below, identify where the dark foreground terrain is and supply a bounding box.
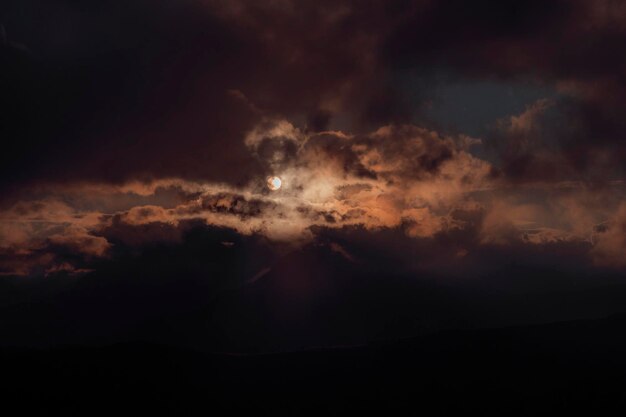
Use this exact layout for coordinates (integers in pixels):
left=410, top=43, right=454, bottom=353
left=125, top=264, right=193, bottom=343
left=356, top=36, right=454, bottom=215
left=4, top=314, right=626, bottom=416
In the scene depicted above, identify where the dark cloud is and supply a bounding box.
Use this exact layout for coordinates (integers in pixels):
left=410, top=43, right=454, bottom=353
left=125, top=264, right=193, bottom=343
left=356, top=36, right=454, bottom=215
left=0, top=0, right=406, bottom=192
left=2, top=220, right=626, bottom=352
left=198, top=193, right=275, bottom=220
left=591, top=203, right=626, bottom=268
left=2, top=0, right=625, bottom=189
left=384, top=0, right=626, bottom=180
left=0, top=0, right=268, bottom=191
left=2, top=0, right=626, bottom=354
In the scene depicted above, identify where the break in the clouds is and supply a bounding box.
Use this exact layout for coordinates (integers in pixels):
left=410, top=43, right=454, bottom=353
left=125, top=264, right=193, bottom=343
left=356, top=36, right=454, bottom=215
left=1, top=0, right=625, bottom=277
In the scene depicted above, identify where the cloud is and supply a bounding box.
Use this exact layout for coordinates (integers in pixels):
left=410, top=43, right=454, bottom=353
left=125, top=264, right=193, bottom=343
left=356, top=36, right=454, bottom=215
left=0, top=199, right=109, bottom=275
left=47, top=226, right=110, bottom=258
left=385, top=0, right=626, bottom=180
left=1, top=115, right=624, bottom=276
left=592, top=203, right=626, bottom=268
left=0, top=0, right=408, bottom=192
left=1, top=0, right=626, bottom=279
left=1, top=0, right=624, bottom=196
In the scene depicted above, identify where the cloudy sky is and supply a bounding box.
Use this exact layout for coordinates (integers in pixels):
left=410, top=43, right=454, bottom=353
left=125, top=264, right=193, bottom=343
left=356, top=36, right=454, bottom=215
left=1, top=0, right=625, bottom=351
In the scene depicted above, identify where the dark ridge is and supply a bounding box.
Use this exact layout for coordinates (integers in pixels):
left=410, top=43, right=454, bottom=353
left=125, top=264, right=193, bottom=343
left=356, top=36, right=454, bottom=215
left=3, top=314, right=626, bottom=416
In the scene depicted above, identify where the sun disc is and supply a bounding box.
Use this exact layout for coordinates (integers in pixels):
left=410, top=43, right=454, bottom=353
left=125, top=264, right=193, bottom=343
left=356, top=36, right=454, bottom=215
left=267, top=176, right=282, bottom=191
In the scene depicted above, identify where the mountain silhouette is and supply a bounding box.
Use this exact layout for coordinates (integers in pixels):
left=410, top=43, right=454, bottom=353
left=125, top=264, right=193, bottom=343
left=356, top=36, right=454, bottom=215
left=3, top=313, right=626, bottom=416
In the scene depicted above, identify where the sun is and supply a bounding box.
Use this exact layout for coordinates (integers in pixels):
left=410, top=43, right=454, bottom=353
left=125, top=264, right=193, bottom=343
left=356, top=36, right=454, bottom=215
left=267, top=176, right=282, bottom=191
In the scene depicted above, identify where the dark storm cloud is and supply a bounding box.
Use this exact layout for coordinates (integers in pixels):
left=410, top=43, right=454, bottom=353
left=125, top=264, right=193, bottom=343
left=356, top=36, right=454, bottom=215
left=2, top=0, right=626, bottom=355
left=385, top=0, right=626, bottom=81
left=2, top=0, right=624, bottom=191
left=5, top=219, right=626, bottom=352
left=485, top=99, right=570, bottom=182
left=197, top=192, right=275, bottom=220
left=483, top=96, right=625, bottom=183
left=0, top=0, right=268, bottom=190
left=0, top=0, right=408, bottom=193
left=385, top=0, right=626, bottom=180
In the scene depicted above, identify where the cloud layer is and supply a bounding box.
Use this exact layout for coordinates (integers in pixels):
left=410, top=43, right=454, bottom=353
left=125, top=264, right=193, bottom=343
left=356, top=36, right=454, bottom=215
left=1, top=0, right=625, bottom=278
left=1, top=116, right=624, bottom=276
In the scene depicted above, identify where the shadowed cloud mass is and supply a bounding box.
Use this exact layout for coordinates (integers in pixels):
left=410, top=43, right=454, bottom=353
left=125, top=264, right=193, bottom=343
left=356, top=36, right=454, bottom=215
left=0, top=0, right=625, bottom=352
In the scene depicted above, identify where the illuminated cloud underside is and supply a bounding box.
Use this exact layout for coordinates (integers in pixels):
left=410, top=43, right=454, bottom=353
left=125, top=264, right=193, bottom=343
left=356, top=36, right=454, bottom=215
left=1, top=114, right=625, bottom=276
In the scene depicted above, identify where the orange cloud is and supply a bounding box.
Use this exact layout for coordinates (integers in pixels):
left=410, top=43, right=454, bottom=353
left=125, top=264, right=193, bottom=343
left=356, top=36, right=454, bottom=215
left=1, top=119, right=625, bottom=276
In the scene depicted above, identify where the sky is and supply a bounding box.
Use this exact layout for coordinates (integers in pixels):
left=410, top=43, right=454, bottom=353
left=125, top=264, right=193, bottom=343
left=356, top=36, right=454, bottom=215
left=1, top=0, right=626, bottom=351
